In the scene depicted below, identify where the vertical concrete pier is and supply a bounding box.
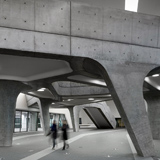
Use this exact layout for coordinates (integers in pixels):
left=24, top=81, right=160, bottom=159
left=0, top=80, right=28, bottom=146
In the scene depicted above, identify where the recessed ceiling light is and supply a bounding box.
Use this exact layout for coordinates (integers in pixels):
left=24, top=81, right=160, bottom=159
left=144, top=77, right=149, bottom=81
left=93, top=100, right=100, bottom=102
left=157, top=86, right=160, bottom=90
left=37, top=88, right=46, bottom=91
left=125, top=0, right=139, bottom=12
left=52, top=102, right=55, bottom=104
left=88, top=98, right=94, bottom=101
left=152, top=74, right=159, bottom=77
left=67, top=99, right=73, bottom=101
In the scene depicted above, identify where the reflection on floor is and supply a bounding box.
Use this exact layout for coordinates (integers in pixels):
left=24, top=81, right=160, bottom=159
left=0, top=129, right=159, bottom=160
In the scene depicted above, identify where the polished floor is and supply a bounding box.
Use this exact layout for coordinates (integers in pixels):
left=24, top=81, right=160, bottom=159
left=0, top=129, right=159, bottom=160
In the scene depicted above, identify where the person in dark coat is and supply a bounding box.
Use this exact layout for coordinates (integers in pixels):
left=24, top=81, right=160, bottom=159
left=62, top=120, right=69, bottom=150
left=50, top=120, right=57, bottom=149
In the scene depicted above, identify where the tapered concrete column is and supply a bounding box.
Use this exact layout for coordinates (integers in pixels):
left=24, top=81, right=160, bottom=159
left=38, top=98, right=52, bottom=135
left=28, top=112, right=37, bottom=131
left=0, top=80, right=28, bottom=146
left=144, top=92, right=160, bottom=140
left=99, top=61, right=156, bottom=157
left=67, top=106, right=81, bottom=132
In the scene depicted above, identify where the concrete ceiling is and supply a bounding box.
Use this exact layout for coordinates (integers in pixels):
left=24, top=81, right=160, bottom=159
left=0, top=54, right=72, bottom=81
left=1, top=0, right=160, bottom=108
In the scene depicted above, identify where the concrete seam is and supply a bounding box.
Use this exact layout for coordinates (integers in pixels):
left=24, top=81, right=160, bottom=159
left=0, top=25, right=160, bottom=50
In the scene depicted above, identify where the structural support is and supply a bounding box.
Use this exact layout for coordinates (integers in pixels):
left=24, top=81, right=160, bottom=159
left=28, top=112, right=37, bottom=131
left=55, top=114, right=60, bottom=129
left=0, top=80, right=28, bottom=146
left=67, top=106, right=81, bottom=132
left=144, top=92, right=160, bottom=140
left=38, top=98, right=52, bottom=135
left=99, top=61, right=156, bottom=157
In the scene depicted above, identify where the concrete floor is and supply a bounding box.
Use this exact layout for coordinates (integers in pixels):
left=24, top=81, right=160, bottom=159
left=0, top=129, right=159, bottom=160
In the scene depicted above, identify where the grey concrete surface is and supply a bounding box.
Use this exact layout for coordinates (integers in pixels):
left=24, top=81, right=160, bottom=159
left=0, top=0, right=160, bottom=157
left=70, top=106, right=81, bottom=132
left=40, top=130, right=136, bottom=160
left=38, top=99, right=52, bottom=135
left=0, top=80, right=29, bottom=147
left=67, top=106, right=77, bottom=132
left=0, top=129, right=157, bottom=160
left=28, top=112, right=37, bottom=132
left=82, top=102, right=116, bottom=129
left=53, top=81, right=109, bottom=96
left=70, top=102, right=116, bottom=132
left=99, top=61, right=156, bottom=157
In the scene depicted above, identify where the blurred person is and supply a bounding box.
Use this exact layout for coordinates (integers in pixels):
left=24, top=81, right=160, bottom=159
left=62, top=120, right=69, bottom=150
left=50, top=120, right=57, bottom=149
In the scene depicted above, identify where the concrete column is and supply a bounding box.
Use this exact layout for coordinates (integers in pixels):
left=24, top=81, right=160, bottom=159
left=144, top=92, right=160, bottom=140
left=28, top=112, right=37, bottom=131
left=99, top=62, right=156, bottom=157
left=56, top=114, right=60, bottom=129
left=38, top=98, right=52, bottom=135
left=68, top=106, right=81, bottom=132
left=0, top=80, right=28, bottom=146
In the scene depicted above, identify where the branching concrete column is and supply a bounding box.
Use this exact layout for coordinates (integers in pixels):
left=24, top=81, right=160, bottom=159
left=38, top=98, right=52, bottom=135
left=67, top=106, right=81, bottom=132
left=0, top=80, right=28, bottom=146
left=144, top=92, right=160, bottom=140
left=99, top=61, right=156, bottom=157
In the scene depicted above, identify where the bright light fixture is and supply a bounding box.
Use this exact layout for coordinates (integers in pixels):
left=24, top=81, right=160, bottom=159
left=157, top=86, right=160, bottom=90
left=37, top=88, right=46, bottom=92
left=152, top=74, right=159, bottom=77
left=144, top=77, right=149, bottom=82
left=107, top=94, right=111, bottom=97
left=93, top=100, right=100, bottom=102
left=52, top=102, right=55, bottom=104
left=88, top=98, right=94, bottom=101
left=67, top=99, right=73, bottom=101
left=125, top=0, right=139, bottom=12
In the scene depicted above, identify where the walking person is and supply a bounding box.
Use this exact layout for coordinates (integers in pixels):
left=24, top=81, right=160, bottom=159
left=50, top=120, right=57, bottom=150
left=62, top=120, right=69, bottom=150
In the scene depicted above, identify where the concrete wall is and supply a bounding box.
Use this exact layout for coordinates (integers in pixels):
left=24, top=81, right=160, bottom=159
left=0, top=0, right=160, bottom=56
